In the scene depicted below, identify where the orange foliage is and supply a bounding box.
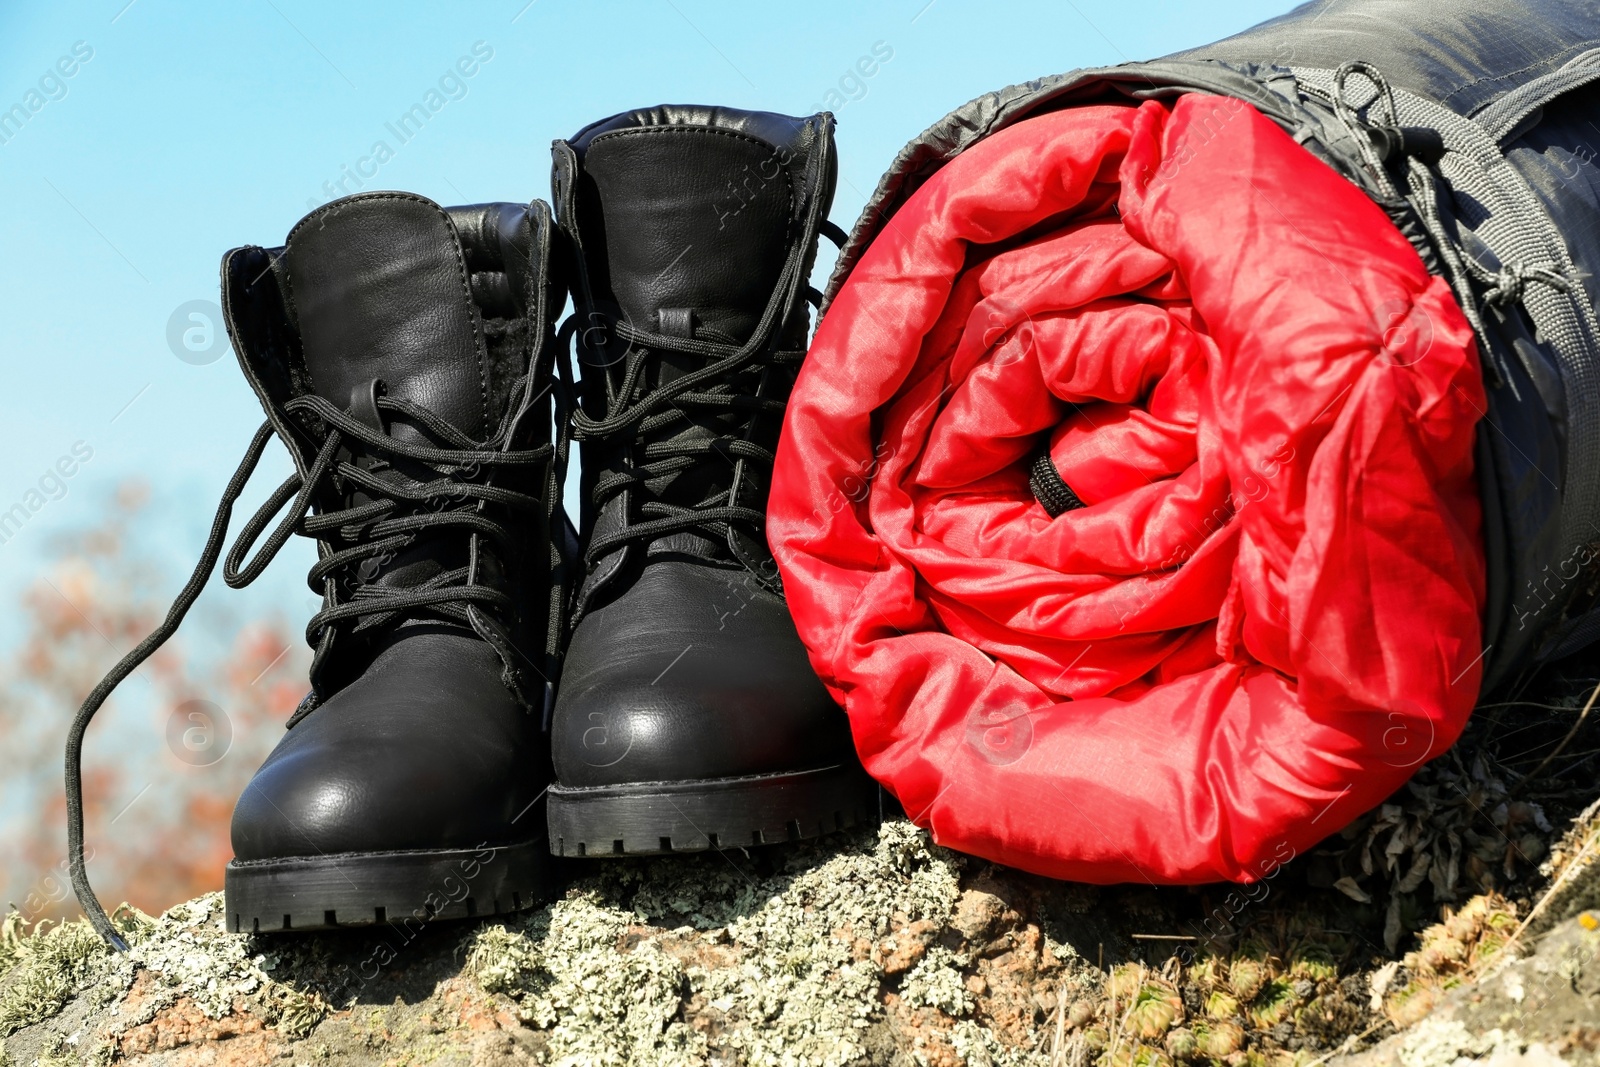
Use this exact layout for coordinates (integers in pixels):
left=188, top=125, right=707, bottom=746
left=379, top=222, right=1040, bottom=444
left=1, top=482, right=307, bottom=921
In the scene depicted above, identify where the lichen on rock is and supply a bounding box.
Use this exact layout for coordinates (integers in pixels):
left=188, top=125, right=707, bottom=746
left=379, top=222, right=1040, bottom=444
left=0, top=914, right=114, bottom=1034
left=0, top=801, right=1596, bottom=1065
left=464, top=820, right=981, bottom=1065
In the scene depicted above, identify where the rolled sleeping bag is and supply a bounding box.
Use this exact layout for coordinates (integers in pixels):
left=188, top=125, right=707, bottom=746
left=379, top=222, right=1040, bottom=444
left=768, top=0, right=1600, bottom=882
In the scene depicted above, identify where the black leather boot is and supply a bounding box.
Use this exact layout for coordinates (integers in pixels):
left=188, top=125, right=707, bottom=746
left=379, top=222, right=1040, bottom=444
left=547, top=106, right=877, bottom=857
left=64, top=193, right=565, bottom=945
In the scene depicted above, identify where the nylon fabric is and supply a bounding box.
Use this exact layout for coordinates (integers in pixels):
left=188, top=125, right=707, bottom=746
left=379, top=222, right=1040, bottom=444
left=769, top=95, right=1487, bottom=883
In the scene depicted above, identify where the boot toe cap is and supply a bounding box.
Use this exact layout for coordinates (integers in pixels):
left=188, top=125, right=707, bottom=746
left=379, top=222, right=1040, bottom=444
left=231, top=632, right=546, bottom=861
left=552, top=562, right=854, bottom=788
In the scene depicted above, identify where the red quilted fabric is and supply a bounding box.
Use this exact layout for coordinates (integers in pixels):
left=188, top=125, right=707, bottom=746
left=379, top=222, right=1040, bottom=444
left=769, top=95, right=1486, bottom=882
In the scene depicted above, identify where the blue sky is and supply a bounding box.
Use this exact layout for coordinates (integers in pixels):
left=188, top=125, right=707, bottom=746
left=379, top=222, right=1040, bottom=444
left=0, top=0, right=1295, bottom=651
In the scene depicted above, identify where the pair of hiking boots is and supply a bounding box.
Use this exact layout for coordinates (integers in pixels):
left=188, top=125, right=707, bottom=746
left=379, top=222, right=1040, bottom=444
left=66, top=105, right=877, bottom=948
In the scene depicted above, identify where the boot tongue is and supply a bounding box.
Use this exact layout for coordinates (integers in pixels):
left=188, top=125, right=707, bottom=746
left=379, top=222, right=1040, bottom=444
left=580, top=126, right=794, bottom=344
left=283, top=194, right=489, bottom=440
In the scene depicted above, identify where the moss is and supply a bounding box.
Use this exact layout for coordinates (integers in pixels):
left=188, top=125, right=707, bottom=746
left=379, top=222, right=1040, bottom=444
left=1186, top=956, right=1225, bottom=991
left=267, top=985, right=329, bottom=1040
left=1383, top=981, right=1437, bottom=1028
left=0, top=916, right=112, bottom=1034
left=1108, top=963, right=1146, bottom=1003
left=0, top=914, right=26, bottom=978
left=1441, top=897, right=1490, bottom=942
left=1246, top=979, right=1298, bottom=1029
left=4, top=808, right=1588, bottom=1063
left=463, top=822, right=977, bottom=1066
left=0, top=890, right=330, bottom=1061
left=1127, top=985, right=1181, bottom=1039
left=1412, top=934, right=1467, bottom=974
left=1204, top=989, right=1239, bottom=1020
left=1286, top=943, right=1337, bottom=984
left=33, top=1039, right=75, bottom=1067
left=1372, top=890, right=1525, bottom=1037
left=1105, top=1039, right=1173, bottom=1067
left=1193, top=1020, right=1244, bottom=1058
left=1165, top=1026, right=1197, bottom=1060
left=1227, top=957, right=1268, bottom=1002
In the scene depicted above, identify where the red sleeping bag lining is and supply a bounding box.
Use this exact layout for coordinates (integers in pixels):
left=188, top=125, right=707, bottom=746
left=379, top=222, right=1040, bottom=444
left=769, top=95, right=1487, bottom=883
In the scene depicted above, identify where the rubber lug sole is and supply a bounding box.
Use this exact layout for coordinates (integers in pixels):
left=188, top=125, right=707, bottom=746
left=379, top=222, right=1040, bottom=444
left=224, top=839, right=552, bottom=934
left=548, top=763, right=879, bottom=857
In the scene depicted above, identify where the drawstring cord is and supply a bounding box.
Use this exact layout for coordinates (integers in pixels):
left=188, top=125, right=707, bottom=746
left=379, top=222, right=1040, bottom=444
left=1328, top=61, right=1576, bottom=393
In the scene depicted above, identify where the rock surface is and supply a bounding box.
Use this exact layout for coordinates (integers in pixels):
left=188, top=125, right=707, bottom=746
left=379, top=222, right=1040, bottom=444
left=0, top=810, right=1595, bottom=1067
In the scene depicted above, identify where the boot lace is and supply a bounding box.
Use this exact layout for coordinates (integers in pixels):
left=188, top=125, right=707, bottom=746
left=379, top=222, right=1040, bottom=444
left=557, top=221, right=846, bottom=572
left=65, top=387, right=553, bottom=950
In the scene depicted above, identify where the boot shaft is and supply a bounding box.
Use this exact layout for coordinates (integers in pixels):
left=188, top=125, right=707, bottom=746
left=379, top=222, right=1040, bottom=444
left=220, top=193, right=564, bottom=695
left=552, top=106, right=837, bottom=615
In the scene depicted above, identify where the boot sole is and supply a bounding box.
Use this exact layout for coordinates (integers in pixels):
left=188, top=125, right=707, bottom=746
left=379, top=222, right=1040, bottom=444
left=224, top=840, right=553, bottom=934
left=548, top=764, right=879, bottom=856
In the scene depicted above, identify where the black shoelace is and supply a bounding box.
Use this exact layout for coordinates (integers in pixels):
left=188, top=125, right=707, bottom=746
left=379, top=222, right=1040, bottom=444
left=558, top=222, right=845, bottom=571
left=65, top=389, right=551, bottom=950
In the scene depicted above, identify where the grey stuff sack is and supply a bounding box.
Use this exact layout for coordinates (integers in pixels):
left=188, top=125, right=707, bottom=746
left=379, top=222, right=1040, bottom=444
left=824, top=0, right=1600, bottom=696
